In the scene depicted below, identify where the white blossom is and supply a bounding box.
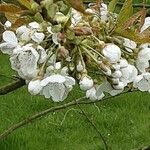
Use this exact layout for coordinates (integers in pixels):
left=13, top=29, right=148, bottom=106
left=113, top=81, right=125, bottom=90
left=100, top=3, right=108, bottom=22
left=141, top=17, right=150, bottom=32
left=31, top=32, right=45, bottom=43
left=77, top=61, right=84, bottom=72
left=133, top=73, right=150, bottom=92
left=96, top=81, right=123, bottom=96
left=10, top=44, right=39, bottom=80
left=16, top=25, right=31, bottom=43
left=37, top=45, right=47, bottom=64
left=120, top=64, right=138, bottom=86
left=136, top=48, right=150, bottom=73
left=0, top=31, right=18, bottom=55
left=86, top=87, right=104, bottom=101
left=102, top=65, right=112, bottom=76
left=123, top=38, right=137, bottom=52
left=40, top=74, right=75, bottom=102
left=71, top=9, right=82, bottom=27
left=102, top=44, right=121, bottom=63
left=112, top=70, right=122, bottom=78
left=79, top=76, right=94, bottom=91
left=28, top=79, right=43, bottom=95
left=119, top=59, right=128, bottom=68
left=28, top=22, right=40, bottom=30
left=4, top=21, right=12, bottom=29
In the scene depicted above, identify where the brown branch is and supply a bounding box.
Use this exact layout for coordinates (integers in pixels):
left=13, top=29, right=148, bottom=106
left=0, top=79, right=25, bottom=95
left=75, top=100, right=108, bottom=150
left=0, top=89, right=135, bottom=140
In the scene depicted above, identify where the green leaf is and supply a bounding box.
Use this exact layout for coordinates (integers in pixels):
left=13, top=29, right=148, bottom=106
left=108, top=0, right=118, bottom=12
left=17, top=0, right=31, bottom=9
left=115, top=26, right=150, bottom=44
left=117, top=0, right=133, bottom=26
left=47, top=3, right=58, bottom=19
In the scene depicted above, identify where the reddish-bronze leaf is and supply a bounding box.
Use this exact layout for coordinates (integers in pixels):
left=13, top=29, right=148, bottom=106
left=12, top=18, right=27, bottom=29
left=0, top=4, right=22, bottom=13
left=123, top=8, right=146, bottom=31
left=74, top=27, right=93, bottom=36
left=66, top=0, right=85, bottom=13
left=5, top=13, right=19, bottom=23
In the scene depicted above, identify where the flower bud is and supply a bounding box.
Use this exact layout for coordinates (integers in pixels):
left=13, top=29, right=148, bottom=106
left=113, top=82, right=125, bottom=90
left=111, top=78, right=120, bottom=85
left=112, top=70, right=122, bottom=78
left=119, top=59, right=128, bottom=68
left=28, top=80, right=43, bottom=95
left=4, top=21, right=12, bottom=29
left=79, top=76, right=94, bottom=91
left=77, top=61, right=84, bottom=72
left=102, top=44, right=121, bottom=63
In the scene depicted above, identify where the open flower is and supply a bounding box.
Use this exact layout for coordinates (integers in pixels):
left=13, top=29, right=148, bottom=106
left=40, top=74, right=75, bottom=102
left=10, top=44, right=39, bottom=80
left=0, top=31, right=18, bottom=55
left=86, top=86, right=104, bottom=101
left=102, top=44, right=121, bottom=63
left=123, top=38, right=137, bottom=52
left=37, top=45, right=47, bottom=64
left=96, top=81, right=123, bottom=96
left=133, top=73, right=150, bottom=92
left=79, top=76, right=94, bottom=91
left=120, top=64, right=138, bottom=86
left=136, top=48, right=150, bottom=73
left=16, top=22, right=44, bottom=44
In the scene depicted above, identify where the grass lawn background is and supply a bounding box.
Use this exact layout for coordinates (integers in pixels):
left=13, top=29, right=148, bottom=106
left=0, top=0, right=150, bottom=149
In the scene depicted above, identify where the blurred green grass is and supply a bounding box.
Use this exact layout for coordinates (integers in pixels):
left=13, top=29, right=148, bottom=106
left=0, top=55, right=150, bottom=150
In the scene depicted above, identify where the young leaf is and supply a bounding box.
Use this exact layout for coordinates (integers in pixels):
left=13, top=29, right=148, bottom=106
left=17, top=0, right=31, bottom=9
left=0, top=4, right=22, bottom=13
left=108, top=0, right=118, bottom=12
left=65, top=0, right=85, bottom=13
left=123, top=8, right=146, bottom=31
left=115, top=27, right=150, bottom=44
left=117, top=0, right=133, bottom=26
left=5, top=13, right=19, bottom=23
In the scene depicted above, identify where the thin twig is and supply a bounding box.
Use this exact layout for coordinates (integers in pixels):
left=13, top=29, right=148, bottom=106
left=0, top=90, right=135, bottom=140
left=0, top=79, right=25, bottom=95
left=75, top=100, right=108, bottom=150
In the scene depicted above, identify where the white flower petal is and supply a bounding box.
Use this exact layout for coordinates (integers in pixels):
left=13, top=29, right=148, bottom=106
left=31, top=32, right=45, bottom=43
left=123, top=38, right=136, bottom=52
left=4, top=21, right=12, bottom=28
left=3, top=31, right=18, bottom=44
left=49, top=83, right=66, bottom=102
left=79, top=76, right=94, bottom=91
left=29, top=22, right=40, bottom=29
left=0, top=42, right=16, bottom=55
left=52, top=33, right=59, bottom=45
left=37, top=45, right=47, bottom=64
left=28, top=80, right=43, bottom=95
left=102, top=44, right=121, bottom=63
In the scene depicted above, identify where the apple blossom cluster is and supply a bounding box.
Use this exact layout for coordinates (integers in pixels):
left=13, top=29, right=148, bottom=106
left=1, top=2, right=150, bottom=102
